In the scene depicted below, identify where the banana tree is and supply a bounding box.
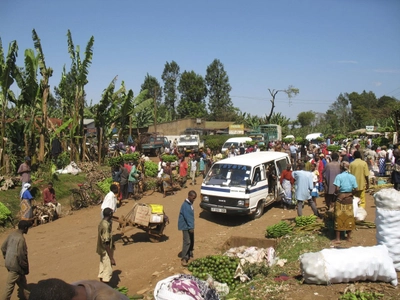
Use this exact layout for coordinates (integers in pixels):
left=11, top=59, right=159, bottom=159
left=66, top=30, right=94, bottom=161
left=0, top=39, right=18, bottom=169
left=32, top=29, right=53, bottom=162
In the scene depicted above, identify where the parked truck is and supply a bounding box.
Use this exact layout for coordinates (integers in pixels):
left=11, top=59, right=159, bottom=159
left=177, top=134, right=204, bottom=155
left=141, top=133, right=170, bottom=156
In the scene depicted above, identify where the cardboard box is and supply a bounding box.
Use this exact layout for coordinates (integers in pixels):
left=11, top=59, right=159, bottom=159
left=150, top=213, right=164, bottom=223
left=134, top=204, right=151, bottom=226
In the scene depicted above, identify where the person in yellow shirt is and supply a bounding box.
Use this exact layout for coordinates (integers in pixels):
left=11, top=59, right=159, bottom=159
left=349, top=151, right=369, bottom=208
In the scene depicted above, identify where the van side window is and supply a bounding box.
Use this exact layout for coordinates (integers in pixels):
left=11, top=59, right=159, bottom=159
left=275, top=159, right=288, bottom=176
left=253, top=167, right=261, bottom=183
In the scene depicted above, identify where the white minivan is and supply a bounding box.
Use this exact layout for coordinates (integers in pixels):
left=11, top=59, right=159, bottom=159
left=221, top=137, right=252, bottom=153
left=200, top=152, right=290, bottom=219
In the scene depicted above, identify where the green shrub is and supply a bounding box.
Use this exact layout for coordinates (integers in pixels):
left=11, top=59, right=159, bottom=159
left=0, top=202, right=12, bottom=225
left=202, top=135, right=231, bottom=151
left=108, top=156, right=123, bottom=167
left=372, top=137, right=389, bottom=147
left=144, top=161, right=158, bottom=177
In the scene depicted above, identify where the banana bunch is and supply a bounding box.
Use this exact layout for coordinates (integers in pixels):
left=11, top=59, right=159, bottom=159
left=265, top=221, right=292, bottom=238
left=294, top=215, right=317, bottom=227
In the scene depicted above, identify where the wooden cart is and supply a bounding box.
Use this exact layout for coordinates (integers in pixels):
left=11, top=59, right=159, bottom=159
left=112, top=203, right=168, bottom=243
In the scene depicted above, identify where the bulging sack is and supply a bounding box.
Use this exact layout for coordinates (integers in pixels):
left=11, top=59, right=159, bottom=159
left=374, top=188, right=400, bottom=271
left=300, top=245, right=397, bottom=286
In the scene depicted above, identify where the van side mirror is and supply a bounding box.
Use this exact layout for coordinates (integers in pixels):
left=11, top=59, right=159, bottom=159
left=246, top=179, right=251, bottom=186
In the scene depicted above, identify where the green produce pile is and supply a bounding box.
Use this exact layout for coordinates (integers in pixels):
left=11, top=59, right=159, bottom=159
left=144, top=160, right=158, bottom=177
left=161, top=154, right=178, bottom=162
left=188, top=255, right=240, bottom=290
left=97, top=177, right=113, bottom=194
left=265, top=221, right=292, bottom=238
left=0, top=202, right=12, bottom=225
left=339, top=290, right=384, bottom=300
left=294, top=215, right=317, bottom=227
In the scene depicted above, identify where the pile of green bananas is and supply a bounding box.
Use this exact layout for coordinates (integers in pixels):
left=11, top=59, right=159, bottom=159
left=294, top=215, right=317, bottom=227
left=265, top=221, right=292, bottom=238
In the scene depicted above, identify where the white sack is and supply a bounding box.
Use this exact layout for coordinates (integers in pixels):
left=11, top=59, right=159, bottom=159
left=154, top=275, right=196, bottom=300
left=300, top=245, right=397, bottom=286
left=352, top=197, right=360, bottom=217
left=355, top=207, right=367, bottom=221
left=374, top=188, right=400, bottom=271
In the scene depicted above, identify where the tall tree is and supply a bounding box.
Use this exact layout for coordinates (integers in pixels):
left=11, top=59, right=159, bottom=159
left=296, top=111, right=315, bottom=127
left=32, top=29, right=53, bottom=162
left=0, top=39, right=18, bottom=168
left=177, top=71, right=207, bottom=119
left=266, top=85, right=299, bottom=123
left=326, top=93, right=352, bottom=133
left=65, top=30, right=94, bottom=161
left=161, top=61, right=180, bottom=120
left=348, top=91, right=378, bottom=129
left=139, top=74, right=161, bottom=130
left=205, top=59, right=234, bottom=121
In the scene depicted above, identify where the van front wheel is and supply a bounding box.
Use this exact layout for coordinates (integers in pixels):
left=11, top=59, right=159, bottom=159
left=251, top=202, right=264, bottom=219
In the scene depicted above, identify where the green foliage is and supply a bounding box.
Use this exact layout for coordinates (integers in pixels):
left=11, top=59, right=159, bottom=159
left=122, top=152, right=140, bottom=162
left=97, top=177, right=113, bottom=194
left=339, top=290, right=384, bottom=300
left=144, top=178, right=157, bottom=191
left=144, top=160, right=158, bottom=177
left=161, top=154, right=177, bottom=162
left=56, top=151, right=70, bottom=169
left=245, top=141, right=256, bottom=146
left=188, top=255, right=240, bottom=290
left=0, top=202, right=12, bottom=225
left=296, top=111, right=315, bottom=127
left=241, top=262, right=269, bottom=279
left=327, top=145, right=341, bottom=152
left=108, top=156, right=123, bottom=167
left=372, top=137, right=389, bottom=147
left=282, top=138, right=293, bottom=144
left=205, top=59, right=234, bottom=121
left=203, top=135, right=230, bottom=151
left=162, top=60, right=180, bottom=120
left=294, top=215, right=317, bottom=227
left=177, top=70, right=207, bottom=118
left=265, top=221, right=292, bottom=238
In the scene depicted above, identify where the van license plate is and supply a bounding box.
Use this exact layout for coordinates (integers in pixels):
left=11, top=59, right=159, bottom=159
left=211, top=208, right=227, bottom=213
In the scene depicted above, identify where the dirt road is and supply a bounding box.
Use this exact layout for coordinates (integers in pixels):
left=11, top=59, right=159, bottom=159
left=0, top=183, right=398, bottom=299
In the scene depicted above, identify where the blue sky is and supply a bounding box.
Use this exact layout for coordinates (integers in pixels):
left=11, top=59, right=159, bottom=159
left=1, top=0, right=400, bottom=120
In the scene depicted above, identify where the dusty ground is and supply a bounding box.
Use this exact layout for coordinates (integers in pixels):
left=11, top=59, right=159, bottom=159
left=0, top=183, right=399, bottom=299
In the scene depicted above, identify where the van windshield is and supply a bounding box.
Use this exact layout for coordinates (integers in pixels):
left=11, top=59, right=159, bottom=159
left=204, top=163, right=251, bottom=187
left=222, top=142, right=239, bottom=149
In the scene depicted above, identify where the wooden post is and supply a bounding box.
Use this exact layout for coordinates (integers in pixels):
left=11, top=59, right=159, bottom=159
left=154, top=86, right=157, bottom=133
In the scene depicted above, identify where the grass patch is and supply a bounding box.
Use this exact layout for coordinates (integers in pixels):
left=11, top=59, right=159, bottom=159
left=226, top=232, right=331, bottom=299
left=0, top=173, right=87, bottom=223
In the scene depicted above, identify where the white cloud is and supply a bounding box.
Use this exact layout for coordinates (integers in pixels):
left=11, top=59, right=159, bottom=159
left=373, top=81, right=382, bottom=86
left=374, top=69, right=400, bottom=74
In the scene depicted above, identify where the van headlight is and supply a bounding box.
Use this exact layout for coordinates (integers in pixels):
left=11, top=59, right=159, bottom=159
left=237, top=200, right=244, bottom=206
left=202, top=195, right=209, bottom=202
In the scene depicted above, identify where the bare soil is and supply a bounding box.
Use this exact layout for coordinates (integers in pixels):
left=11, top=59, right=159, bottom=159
left=0, top=184, right=399, bottom=299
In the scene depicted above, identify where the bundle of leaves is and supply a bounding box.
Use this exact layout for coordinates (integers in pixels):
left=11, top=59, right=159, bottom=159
left=265, top=221, right=292, bottom=238
left=245, top=141, right=256, bottom=147
left=327, top=145, right=341, bottom=152
left=122, top=152, right=140, bottom=162
left=108, top=156, right=123, bottom=167
left=0, top=202, right=12, bottom=225
left=97, top=177, right=113, bottom=194
left=161, top=154, right=178, bottom=162
left=144, top=161, right=158, bottom=177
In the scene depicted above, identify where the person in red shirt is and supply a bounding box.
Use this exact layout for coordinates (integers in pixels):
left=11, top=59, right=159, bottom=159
left=179, top=158, right=188, bottom=188
left=280, top=164, right=294, bottom=209
left=43, top=182, right=57, bottom=205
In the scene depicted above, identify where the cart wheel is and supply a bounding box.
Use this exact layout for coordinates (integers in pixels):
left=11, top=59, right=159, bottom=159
left=148, top=234, right=161, bottom=243
left=70, top=191, right=83, bottom=210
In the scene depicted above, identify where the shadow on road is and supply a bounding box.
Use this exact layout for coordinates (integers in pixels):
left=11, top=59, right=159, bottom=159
left=198, top=202, right=278, bottom=226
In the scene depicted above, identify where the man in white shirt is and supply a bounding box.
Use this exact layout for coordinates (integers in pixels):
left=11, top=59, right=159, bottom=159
left=101, top=184, right=119, bottom=218
left=190, top=156, right=198, bottom=185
